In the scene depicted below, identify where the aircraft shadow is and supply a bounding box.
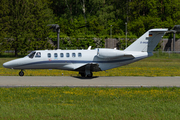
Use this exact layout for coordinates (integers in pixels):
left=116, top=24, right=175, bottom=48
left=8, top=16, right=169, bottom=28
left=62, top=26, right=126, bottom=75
left=72, top=76, right=99, bottom=80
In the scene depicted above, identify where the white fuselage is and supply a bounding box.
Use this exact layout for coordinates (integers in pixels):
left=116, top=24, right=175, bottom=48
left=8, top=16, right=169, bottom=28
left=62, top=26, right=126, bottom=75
left=3, top=48, right=152, bottom=71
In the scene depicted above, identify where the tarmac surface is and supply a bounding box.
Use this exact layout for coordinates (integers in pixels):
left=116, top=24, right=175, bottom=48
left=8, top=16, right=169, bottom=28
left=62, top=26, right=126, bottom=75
left=0, top=76, right=180, bottom=87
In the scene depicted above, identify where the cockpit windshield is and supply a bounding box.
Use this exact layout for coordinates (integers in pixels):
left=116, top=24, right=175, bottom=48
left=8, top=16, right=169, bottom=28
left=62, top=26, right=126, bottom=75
left=27, top=51, right=36, bottom=58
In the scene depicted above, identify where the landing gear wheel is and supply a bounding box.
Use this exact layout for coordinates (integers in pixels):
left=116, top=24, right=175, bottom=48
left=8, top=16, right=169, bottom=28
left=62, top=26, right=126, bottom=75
left=87, top=72, right=93, bottom=78
left=79, top=72, right=85, bottom=77
left=19, top=70, right=24, bottom=76
left=79, top=72, right=93, bottom=77
left=80, top=73, right=85, bottom=77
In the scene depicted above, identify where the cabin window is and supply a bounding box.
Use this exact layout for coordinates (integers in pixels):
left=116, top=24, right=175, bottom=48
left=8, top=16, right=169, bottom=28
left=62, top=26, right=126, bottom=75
left=66, top=53, right=70, bottom=57
left=35, top=52, right=41, bottom=58
left=47, top=53, right=51, bottom=58
left=60, top=53, right=64, bottom=57
left=28, top=52, right=36, bottom=58
left=72, top=53, right=76, bottom=57
left=54, top=53, right=58, bottom=58
left=78, top=53, right=82, bottom=57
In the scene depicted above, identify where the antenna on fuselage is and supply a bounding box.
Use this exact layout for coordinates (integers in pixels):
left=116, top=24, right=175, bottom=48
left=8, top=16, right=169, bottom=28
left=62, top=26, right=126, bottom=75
left=87, top=46, right=91, bottom=50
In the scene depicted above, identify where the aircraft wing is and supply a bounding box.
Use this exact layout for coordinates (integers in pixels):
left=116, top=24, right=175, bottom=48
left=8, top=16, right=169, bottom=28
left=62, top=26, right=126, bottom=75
left=75, top=63, right=101, bottom=72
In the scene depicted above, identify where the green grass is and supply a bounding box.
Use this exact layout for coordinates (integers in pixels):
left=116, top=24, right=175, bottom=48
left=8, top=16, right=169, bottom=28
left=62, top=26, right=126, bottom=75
left=1, top=52, right=180, bottom=76
left=0, top=87, right=179, bottom=119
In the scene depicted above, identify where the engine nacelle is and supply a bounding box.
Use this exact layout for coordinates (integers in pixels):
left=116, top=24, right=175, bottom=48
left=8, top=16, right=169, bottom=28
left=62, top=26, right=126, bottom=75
left=97, top=49, right=125, bottom=59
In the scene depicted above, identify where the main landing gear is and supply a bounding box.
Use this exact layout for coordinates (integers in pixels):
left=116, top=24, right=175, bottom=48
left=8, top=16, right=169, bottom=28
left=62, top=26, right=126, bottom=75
left=79, top=71, right=93, bottom=78
left=19, top=70, right=24, bottom=76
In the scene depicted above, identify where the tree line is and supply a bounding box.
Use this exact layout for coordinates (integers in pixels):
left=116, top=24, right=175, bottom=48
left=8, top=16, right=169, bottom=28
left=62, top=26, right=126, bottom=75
left=0, top=0, right=180, bottom=56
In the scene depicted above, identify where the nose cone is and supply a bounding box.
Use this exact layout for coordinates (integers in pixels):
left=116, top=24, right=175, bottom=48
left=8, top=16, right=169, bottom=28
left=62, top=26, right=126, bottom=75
left=3, top=59, right=20, bottom=69
left=3, top=58, right=27, bottom=69
left=3, top=61, right=13, bottom=69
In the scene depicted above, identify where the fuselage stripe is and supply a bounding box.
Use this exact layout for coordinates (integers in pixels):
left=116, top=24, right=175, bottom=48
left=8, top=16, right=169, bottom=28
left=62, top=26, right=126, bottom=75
left=15, top=57, right=136, bottom=68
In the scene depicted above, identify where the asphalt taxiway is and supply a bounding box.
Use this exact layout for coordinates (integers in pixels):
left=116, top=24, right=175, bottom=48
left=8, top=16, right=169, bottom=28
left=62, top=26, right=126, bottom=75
left=0, top=76, right=180, bottom=87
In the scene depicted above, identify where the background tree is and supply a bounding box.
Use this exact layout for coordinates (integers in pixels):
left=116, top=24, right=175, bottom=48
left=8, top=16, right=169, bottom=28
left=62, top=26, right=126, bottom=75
left=128, top=0, right=180, bottom=36
left=0, top=0, right=53, bottom=57
left=1, top=0, right=180, bottom=55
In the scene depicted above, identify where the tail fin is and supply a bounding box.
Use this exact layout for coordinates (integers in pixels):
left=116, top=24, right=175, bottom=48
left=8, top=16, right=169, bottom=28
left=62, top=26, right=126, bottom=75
left=124, top=29, right=168, bottom=52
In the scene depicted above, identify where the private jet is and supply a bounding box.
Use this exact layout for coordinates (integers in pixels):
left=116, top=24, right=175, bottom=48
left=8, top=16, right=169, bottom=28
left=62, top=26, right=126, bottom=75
left=3, top=28, right=168, bottom=77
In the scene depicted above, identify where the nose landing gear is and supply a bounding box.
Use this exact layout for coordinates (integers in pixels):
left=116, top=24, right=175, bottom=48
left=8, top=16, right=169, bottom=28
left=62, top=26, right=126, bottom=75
left=19, top=70, right=24, bottom=76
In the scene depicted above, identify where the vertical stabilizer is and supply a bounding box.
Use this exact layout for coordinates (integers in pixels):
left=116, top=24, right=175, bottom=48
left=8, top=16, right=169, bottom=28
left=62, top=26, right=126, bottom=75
left=124, top=29, right=168, bottom=52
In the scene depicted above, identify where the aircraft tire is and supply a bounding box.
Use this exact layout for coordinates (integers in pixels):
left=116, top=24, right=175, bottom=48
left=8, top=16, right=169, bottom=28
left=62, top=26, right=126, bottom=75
left=19, top=71, right=24, bottom=76
left=79, top=72, right=93, bottom=77
left=80, top=73, right=86, bottom=77
left=87, top=72, right=93, bottom=78
left=79, top=71, right=85, bottom=77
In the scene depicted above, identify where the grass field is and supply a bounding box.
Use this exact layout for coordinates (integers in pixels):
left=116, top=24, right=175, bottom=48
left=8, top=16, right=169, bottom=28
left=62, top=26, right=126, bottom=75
left=0, top=87, right=179, bottom=119
left=0, top=52, right=180, bottom=76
